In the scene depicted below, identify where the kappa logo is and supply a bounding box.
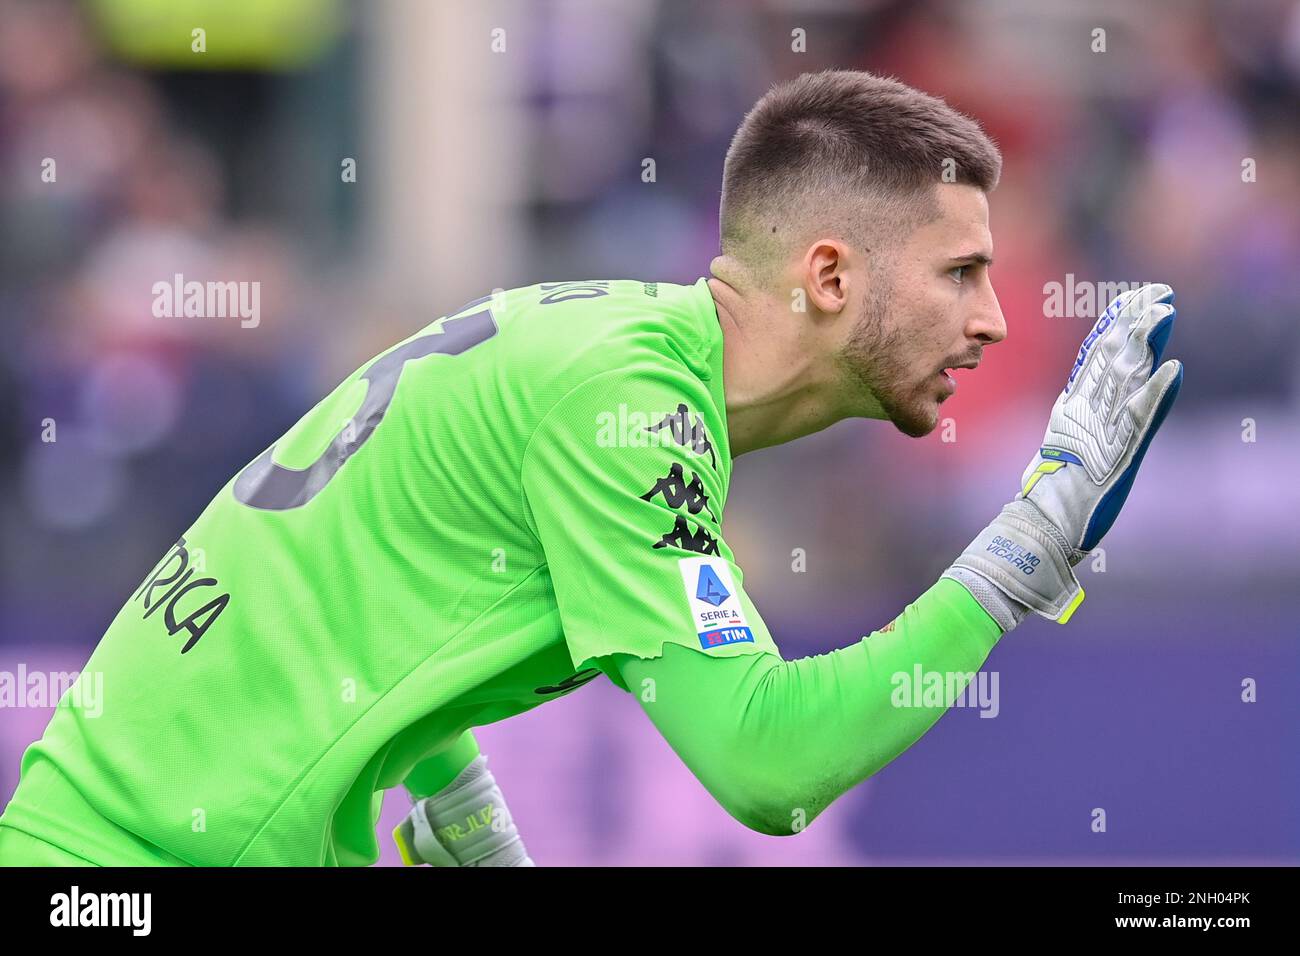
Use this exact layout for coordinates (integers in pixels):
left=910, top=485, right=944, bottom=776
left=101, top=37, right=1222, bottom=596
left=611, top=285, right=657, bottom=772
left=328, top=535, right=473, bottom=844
left=640, top=462, right=716, bottom=521
left=636, top=403, right=722, bottom=553
left=653, top=515, right=720, bottom=555
left=645, top=404, right=716, bottom=468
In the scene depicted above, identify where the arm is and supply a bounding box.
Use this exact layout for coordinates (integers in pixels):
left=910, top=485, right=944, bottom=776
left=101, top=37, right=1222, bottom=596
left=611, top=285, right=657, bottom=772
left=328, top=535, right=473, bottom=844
left=401, top=730, right=481, bottom=799
left=613, top=577, right=1002, bottom=836
left=526, top=284, right=1180, bottom=840
left=617, top=284, right=1181, bottom=835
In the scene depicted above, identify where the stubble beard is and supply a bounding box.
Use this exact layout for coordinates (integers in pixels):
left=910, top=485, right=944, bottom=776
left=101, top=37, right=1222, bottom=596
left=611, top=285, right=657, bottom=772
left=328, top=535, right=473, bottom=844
left=838, top=280, right=939, bottom=439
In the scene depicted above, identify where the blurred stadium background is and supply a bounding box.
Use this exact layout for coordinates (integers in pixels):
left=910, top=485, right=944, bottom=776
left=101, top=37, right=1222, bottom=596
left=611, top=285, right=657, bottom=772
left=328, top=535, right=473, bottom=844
left=1, top=0, right=1297, bottom=865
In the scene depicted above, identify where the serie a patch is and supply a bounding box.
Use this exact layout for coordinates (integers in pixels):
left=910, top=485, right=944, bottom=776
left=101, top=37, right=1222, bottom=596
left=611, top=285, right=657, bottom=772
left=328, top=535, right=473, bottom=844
left=677, top=557, right=754, bottom=650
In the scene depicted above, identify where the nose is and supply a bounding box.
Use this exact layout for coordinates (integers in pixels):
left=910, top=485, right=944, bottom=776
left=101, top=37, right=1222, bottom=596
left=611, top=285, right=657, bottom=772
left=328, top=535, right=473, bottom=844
left=969, top=278, right=1007, bottom=346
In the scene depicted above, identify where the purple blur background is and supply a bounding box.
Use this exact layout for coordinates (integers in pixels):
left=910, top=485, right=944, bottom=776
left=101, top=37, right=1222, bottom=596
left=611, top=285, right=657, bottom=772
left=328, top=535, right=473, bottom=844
left=1, top=0, right=1297, bottom=865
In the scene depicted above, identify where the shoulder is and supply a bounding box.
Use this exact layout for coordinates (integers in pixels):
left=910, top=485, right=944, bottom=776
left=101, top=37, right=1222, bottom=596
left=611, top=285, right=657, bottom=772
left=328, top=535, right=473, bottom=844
left=505, top=278, right=728, bottom=455
left=500, top=278, right=719, bottom=386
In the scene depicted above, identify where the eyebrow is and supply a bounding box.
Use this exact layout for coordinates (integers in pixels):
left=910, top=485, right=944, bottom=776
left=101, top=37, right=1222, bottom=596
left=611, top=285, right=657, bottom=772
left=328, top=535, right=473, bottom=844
left=951, top=252, right=994, bottom=267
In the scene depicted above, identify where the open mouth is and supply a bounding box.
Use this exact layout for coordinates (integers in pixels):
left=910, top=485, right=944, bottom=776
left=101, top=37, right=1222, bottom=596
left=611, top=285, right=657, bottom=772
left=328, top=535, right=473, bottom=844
left=937, top=360, right=979, bottom=396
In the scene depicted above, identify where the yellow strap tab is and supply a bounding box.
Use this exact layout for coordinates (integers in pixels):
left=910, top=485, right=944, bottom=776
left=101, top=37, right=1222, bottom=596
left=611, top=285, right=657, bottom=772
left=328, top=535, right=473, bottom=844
left=1056, top=585, right=1085, bottom=624
left=392, top=823, right=417, bottom=866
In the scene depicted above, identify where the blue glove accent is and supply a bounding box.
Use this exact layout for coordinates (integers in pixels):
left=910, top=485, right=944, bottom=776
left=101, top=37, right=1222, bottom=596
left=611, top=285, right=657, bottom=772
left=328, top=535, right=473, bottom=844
left=1082, top=360, right=1183, bottom=550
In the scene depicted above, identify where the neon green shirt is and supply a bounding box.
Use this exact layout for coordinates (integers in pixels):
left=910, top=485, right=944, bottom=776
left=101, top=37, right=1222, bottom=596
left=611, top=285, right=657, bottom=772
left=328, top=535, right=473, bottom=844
left=0, top=278, right=781, bottom=865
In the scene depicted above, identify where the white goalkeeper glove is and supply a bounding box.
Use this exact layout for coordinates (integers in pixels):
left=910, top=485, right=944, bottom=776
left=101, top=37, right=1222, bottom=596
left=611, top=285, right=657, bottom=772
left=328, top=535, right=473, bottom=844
left=393, top=754, right=535, bottom=867
left=944, top=283, right=1183, bottom=627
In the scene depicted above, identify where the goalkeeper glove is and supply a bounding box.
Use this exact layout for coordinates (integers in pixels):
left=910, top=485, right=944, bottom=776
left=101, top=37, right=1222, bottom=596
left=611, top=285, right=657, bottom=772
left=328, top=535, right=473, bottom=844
left=944, top=283, right=1183, bottom=627
left=393, top=754, right=534, bottom=867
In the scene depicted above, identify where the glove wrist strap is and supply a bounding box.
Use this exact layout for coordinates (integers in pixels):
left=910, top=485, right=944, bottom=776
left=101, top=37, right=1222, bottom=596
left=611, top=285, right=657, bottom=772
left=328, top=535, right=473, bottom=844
left=401, top=755, right=534, bottom=866
left=948, top=499, right=1086, bottom=624
left=942, top=565, right=1033, bottom=633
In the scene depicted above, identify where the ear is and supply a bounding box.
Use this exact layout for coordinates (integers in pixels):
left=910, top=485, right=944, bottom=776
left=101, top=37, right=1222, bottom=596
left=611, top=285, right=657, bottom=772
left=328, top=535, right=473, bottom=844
left=803, top=239, right=851, bottom=315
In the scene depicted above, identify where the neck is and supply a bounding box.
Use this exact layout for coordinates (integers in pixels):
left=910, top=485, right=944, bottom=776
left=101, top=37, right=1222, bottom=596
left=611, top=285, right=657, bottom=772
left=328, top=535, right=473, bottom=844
left=707, top=265, right=862, bottom=457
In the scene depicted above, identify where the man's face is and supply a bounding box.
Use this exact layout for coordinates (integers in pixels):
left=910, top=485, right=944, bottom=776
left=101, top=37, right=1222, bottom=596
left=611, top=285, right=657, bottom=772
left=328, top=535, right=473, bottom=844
left=839, top=183, right=1006, bottom=437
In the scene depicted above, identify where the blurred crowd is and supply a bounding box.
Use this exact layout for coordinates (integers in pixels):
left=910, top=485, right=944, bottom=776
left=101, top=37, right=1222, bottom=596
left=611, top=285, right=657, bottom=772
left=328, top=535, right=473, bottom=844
left=1, top=0, right=1296, bottom=864
left=0, top=0, right=361, bottom=626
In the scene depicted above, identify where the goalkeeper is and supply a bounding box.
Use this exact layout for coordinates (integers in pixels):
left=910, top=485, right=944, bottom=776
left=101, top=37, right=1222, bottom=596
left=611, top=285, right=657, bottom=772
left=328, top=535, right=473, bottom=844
left=0, top=70, right=1180, bottom=866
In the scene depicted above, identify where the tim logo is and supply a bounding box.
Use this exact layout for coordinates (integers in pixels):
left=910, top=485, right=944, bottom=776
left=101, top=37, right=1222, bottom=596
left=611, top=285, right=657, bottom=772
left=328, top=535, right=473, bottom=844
left=700, top=627, right=753, bottom=648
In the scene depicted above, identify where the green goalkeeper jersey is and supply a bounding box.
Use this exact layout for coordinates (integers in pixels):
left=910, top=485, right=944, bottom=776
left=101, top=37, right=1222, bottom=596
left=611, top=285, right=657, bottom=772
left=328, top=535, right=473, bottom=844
left=0, top=278, right=783, bottom=866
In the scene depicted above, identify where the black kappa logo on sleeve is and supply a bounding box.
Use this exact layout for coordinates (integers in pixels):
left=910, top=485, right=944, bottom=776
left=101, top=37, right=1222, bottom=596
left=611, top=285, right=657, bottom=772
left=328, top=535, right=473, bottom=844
left=639, top=462, right=716, bottom=522
left=652, top=515, right=720, bottom=555
left=646, top=404, right=716, bottom=469
left=638, top=404, right=722, bottom=554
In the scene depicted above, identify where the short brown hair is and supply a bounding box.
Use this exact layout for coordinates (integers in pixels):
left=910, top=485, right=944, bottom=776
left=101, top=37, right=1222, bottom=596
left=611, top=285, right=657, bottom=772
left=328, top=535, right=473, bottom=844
left=720, top=70, right=1001, bottom=277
